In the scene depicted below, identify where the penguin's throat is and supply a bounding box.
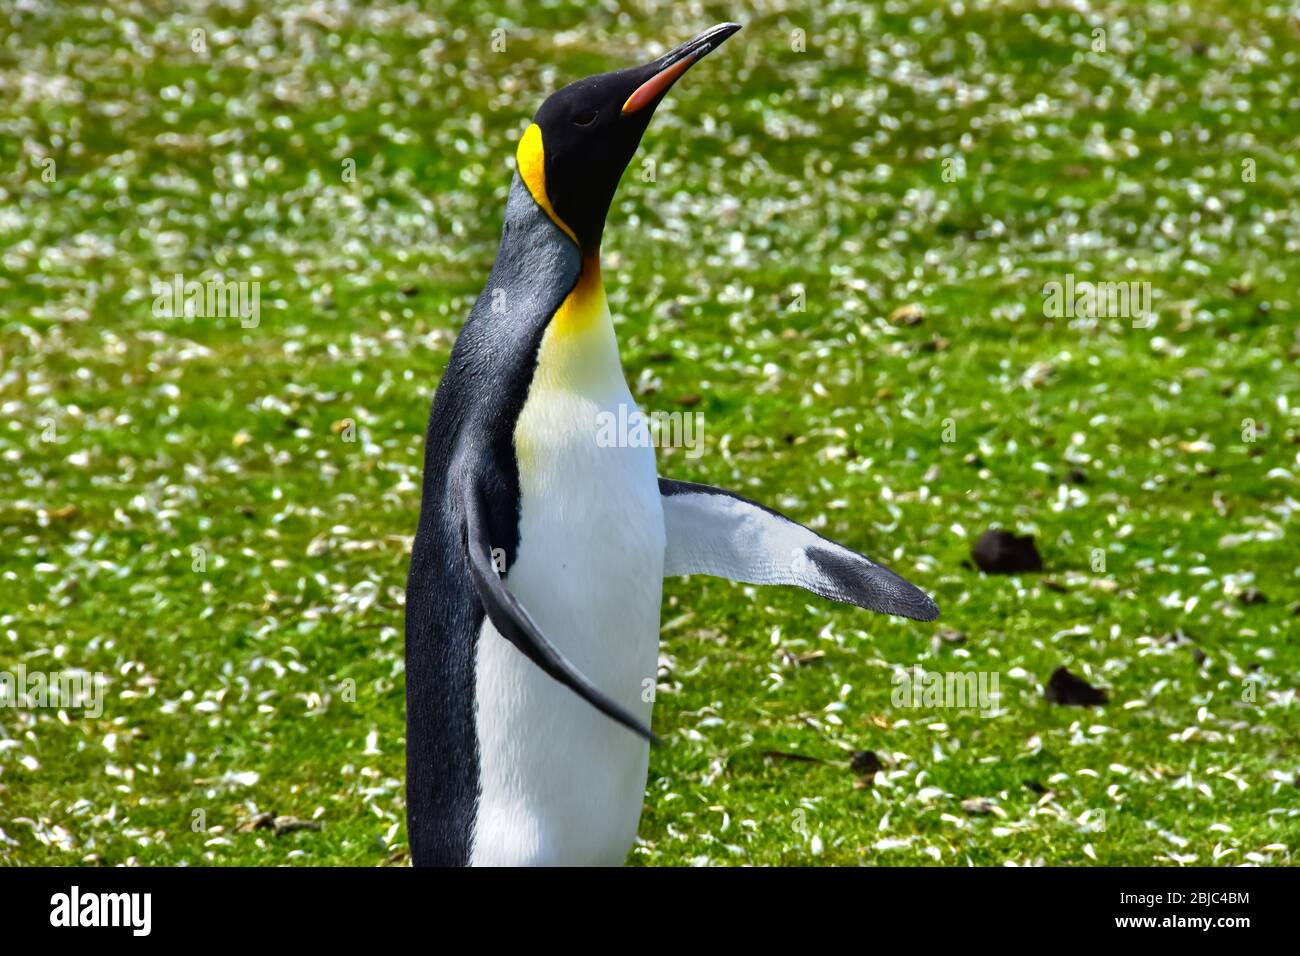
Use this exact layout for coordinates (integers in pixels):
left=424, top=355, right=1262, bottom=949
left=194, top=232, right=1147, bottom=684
left=551, top=252, right=605, bottom=337
left=532, top=253, right=622, bottom=392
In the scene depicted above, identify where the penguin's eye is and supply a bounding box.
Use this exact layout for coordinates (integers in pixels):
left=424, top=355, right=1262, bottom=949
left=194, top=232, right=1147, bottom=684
left=573, top=109, right=599, bottom=127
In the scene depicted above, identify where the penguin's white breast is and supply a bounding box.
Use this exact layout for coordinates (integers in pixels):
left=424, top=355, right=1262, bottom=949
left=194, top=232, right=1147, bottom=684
left=470, top=297, right=665, bottom=866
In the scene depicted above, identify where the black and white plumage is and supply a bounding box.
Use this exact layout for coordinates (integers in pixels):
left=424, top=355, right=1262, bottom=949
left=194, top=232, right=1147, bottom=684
left=404, top=23, right=937, bottom=867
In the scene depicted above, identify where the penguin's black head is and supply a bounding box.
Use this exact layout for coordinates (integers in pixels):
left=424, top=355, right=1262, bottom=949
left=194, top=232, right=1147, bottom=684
left=517, top=23, right=741, bottom=252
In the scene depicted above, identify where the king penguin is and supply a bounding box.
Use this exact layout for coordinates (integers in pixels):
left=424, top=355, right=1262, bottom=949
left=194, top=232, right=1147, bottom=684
left=405, top=22, right=939, bottom=867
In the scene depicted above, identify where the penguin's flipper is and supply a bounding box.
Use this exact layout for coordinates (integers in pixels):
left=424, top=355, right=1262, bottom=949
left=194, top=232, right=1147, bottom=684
left=659, top=477, right=939, bottom=622
left=464, top=482, right=656, bottom=742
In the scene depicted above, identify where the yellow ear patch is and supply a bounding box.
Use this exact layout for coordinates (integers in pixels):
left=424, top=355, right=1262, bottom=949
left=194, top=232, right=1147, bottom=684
left=516, top=123, right=579, bottom=246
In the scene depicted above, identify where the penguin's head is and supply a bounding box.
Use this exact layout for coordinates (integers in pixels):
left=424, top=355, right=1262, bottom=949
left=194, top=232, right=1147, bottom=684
left=516, top=23, right=742, bottom=253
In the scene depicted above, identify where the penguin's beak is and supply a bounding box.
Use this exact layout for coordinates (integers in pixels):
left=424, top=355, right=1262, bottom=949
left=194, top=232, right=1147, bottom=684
left=622, top=22, right=743, bottom=115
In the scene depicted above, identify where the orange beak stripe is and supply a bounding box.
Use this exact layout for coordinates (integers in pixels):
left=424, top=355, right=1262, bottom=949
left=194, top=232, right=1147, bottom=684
left=621, top=54, right=700, bottom=115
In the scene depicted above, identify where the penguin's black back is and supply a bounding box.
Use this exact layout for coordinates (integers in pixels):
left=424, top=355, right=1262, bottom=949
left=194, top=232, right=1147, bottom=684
left=405, top=177, right=581, bottom=866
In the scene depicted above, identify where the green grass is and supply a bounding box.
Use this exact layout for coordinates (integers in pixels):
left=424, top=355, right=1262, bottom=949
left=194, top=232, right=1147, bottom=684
left=1, top=0, right=1296, bottom=866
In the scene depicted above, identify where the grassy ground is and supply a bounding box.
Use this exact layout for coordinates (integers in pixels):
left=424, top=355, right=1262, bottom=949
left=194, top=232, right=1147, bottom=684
left=1, top=0, right=1296, bottom=866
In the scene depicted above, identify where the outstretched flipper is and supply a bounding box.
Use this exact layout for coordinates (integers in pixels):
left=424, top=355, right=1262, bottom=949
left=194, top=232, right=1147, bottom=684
left=659, top=477, right=939, bottom=622
left=464, top=480, right=656, bottom=741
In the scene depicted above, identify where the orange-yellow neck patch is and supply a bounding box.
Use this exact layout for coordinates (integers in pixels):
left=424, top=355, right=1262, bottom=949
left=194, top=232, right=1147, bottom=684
left=549, top=252, right=605, bottom=339
left=516, top=123, right=579, bottom=246
left=517, top=253, right=618, bottom=464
